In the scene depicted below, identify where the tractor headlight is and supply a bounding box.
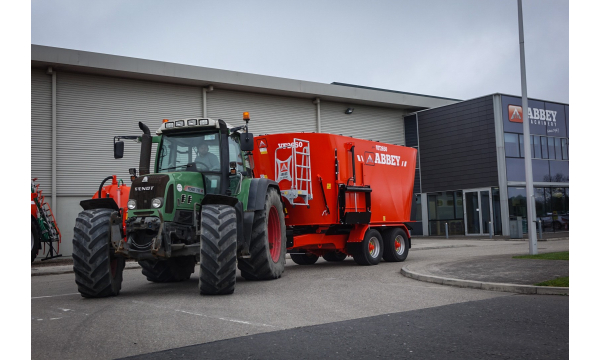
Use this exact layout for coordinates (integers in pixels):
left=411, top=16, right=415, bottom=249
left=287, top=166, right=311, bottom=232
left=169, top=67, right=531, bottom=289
left=175, top=120, right=184, bottom=127
left=198, top=119, right=209, bottom=125
left=127, top=200, right=137, bottom=210
left=151, top=198, right=163, bottom=208
left=165, top=122, right=174, bottom=129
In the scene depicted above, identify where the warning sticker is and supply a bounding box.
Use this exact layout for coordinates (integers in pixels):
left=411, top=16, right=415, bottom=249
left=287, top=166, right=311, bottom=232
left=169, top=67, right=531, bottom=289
left=258, top=139, right=268, bottom=154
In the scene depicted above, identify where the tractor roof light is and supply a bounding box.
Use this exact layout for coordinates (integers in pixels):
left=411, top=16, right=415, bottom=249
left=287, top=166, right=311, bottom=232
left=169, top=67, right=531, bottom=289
left=165, top=122, right=174, bottom=129
left=175, top=120, right=184, bottom=127
left=188, top=119, right=197, bottom=126
left=243, top=112, right=250, bottom=121
left=162, top=119, right=169, bottom=123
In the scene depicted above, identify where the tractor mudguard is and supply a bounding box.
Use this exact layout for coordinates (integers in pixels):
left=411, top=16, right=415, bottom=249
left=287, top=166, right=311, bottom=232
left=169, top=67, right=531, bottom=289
left=201, top=194, right=247, bottom=256
left=246, top=178, right=280, bottom=212
left=80, top=198, right=120, bottom=211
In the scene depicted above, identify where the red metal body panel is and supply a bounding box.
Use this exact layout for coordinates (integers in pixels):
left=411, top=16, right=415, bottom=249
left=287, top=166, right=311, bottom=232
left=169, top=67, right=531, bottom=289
left=91, top=176, right=131, bottom=233
left=253, top=133, right=417, bottom=226
left=31, top=192, right=38, bottom=219
left=252, top=133, right=416, bottom=251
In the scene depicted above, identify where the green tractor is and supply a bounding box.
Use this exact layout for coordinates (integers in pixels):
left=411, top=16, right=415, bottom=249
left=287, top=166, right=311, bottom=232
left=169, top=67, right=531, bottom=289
left=72, top=113, right=286, bottom=297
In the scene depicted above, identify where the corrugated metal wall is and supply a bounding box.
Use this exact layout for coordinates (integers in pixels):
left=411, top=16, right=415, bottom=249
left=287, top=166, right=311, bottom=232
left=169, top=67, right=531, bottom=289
left=206, top=89, right=316, bottom=135
left=56, top=72, right=203, bottom=195
left=31, top=68, right=52, bottom=195
left=320, top=101, right=406, bottom=146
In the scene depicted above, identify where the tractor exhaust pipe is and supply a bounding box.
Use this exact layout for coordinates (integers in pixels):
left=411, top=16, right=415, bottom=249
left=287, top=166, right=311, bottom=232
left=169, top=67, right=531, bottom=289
left=138, top=122, right=152, bottom=175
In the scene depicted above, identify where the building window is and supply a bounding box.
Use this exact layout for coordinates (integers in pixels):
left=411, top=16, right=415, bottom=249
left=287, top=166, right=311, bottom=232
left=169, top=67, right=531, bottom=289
left=531, top=135, right=541, bottom=159
left=504, top=133, right=520, bottom=158
left=540, top=136, right=548, bottom=159
left=561, top=138, right=569, bottom=160
left=427, top=191, right=464, bottom=235
left=548, top=137, right=556, bottom=160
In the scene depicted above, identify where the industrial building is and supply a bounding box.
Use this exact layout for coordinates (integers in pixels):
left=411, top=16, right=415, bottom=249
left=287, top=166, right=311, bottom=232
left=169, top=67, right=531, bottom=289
left=405, top=95, right=569, bottom=237
left=31, top=45, right=457, bottom=257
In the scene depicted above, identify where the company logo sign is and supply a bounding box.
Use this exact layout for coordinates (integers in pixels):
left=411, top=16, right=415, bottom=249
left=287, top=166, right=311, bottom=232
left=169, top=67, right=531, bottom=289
left=508, top=105, right=558, bottom=127
left=135, top=186, right=154, bottom=191
left=358, top=152, right=407, bottom=167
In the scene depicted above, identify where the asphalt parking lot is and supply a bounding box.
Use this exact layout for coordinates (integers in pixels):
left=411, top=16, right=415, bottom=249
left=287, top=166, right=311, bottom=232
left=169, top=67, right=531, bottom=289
left=31, top=239, right=568, bottom=359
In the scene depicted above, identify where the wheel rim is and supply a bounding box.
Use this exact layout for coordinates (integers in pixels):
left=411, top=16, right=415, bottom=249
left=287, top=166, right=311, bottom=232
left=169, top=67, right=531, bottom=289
left=268, top=206, right=282, bottom=262
left=368, top=237, right=380, bottom=258
left=394, top=235, right=405, bottom=256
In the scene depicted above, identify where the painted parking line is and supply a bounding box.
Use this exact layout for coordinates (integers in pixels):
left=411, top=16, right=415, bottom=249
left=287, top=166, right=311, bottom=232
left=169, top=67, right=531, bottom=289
left=32, top=293, right=80, bottom=300
left=133, top=300, right=282, bottom=329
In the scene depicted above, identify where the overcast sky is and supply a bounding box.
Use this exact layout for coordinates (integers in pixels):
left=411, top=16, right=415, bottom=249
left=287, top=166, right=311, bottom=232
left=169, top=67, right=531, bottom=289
left=31, top=0, right=568, bottom=103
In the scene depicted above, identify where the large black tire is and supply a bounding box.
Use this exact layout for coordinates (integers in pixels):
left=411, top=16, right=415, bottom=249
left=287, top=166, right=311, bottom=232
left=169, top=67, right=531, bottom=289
left=322, top=250, right=347, bottom=262
left=139, top=256, right=196, bottom=283
left=350, top=229, right=383, bottom=266
left=382, top=228, right=409, bottom=262
left=199, top=204, right=237, bottom=295
left=31, top=218, right=41, bottom=263
left=290, top=253, right=319, bottom=265
left=238, top=188, right=286, bottom=280
left=72, top=209, right=125, bottom=298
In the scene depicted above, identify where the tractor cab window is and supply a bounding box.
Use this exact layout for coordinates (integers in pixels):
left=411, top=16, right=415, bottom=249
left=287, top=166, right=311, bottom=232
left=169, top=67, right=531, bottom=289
left=228, top=136, right=244, bottom=173
left=157, top=132, right=221, bottom=173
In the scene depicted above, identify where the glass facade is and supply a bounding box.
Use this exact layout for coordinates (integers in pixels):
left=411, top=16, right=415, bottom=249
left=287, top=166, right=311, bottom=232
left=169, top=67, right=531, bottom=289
left=427, top=191, right=464, bottom=235
left=509, top=186, right=569, bottom=233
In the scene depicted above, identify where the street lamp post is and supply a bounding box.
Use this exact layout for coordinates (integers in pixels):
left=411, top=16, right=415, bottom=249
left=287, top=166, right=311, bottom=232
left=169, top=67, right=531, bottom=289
left=518, top=0, right=538, bottom=255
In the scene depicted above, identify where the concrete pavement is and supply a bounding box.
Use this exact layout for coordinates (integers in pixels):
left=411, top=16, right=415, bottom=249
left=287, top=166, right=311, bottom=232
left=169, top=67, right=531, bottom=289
left=32, top=233, right=569, bottom=295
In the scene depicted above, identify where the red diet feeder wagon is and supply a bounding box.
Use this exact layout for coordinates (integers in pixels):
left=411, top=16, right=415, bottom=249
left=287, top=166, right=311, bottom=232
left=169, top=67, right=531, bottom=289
left=252, top=132, right=417, bottom=266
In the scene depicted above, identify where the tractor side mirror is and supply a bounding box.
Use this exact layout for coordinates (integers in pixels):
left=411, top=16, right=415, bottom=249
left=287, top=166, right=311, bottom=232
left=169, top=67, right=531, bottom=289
left=114, top=141, right=124, bottom=159
left=240, top=133, right=254, bottom=151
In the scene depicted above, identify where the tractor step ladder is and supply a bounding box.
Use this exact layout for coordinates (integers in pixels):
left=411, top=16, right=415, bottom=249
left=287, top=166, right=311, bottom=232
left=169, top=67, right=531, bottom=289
left=275, top=138, right=313, bottom=206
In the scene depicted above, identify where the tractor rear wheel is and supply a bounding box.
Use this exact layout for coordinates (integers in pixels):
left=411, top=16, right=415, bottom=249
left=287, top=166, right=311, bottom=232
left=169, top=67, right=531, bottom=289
left=238, top=188, right=286, bottom=281
left=351, top=229, right=383, bottom=266
left=31, top=218, right=40, bottom=263
left=290, top=253, right=319, bottom=265
left=199, top=204, right=237, bottom=295
left=382, top=228, right=409, bottom=262
left=322, top=250, right=347, bottom=262
left=139, top=256, right=196, bottom=283
left=72, top=208, right=125, bottom=298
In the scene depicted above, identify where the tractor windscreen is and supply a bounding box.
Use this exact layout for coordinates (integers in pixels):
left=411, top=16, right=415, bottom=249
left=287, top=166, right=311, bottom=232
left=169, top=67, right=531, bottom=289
left=157, top=132, right=221, bottom=173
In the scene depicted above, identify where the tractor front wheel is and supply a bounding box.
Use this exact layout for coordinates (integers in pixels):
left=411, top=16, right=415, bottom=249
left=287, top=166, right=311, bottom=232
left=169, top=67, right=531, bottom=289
left=199, top=204, right=237, bottom=295
left=238, top=188, right=286, bottom=280
left=72, top=209, right=125, bottom=298
left=31, top=218, right=40, bottom=263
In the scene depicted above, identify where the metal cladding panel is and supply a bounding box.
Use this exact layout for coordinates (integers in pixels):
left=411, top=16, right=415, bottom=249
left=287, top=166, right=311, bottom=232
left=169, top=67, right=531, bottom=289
left=56, top=71, right=202, bottom=195
left=418, top=95, right=498, bottom=192
left=31, top=68, right=52, bottom=194
left=252, top=133, right=417, bottom=227
left=206, top=89, right=316, bottom=135
left=320, top=101, right=406, bottom=146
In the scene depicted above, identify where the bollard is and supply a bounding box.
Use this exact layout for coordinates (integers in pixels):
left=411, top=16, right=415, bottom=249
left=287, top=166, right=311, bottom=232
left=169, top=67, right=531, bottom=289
left=489, top=221, right=493, bottom=239
left=538, top=219, right=543, bottom=240
left=445, top=222, right=449, bottom=239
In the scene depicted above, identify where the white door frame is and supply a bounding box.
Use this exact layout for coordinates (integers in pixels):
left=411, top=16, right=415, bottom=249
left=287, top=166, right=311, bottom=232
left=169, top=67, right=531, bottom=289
left=463, top=188, right=493, bottom=236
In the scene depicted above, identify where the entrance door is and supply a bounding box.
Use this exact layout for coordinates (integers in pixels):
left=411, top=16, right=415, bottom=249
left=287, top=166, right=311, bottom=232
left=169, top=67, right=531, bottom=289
left=464, top=189, right=492, bottom=235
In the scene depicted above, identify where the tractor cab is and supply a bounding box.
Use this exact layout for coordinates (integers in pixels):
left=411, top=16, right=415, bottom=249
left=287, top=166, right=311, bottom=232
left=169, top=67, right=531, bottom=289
left=155, top=119, right=247, bottom=195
